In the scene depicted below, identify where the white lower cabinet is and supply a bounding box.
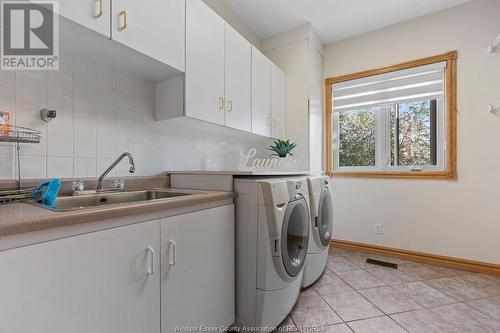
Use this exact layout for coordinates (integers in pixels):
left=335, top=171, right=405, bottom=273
left=0, top=205, right=235, bottom=333
left=161, top=205, right=235, bottom=333
left=0, top=220, right=161, bottom=333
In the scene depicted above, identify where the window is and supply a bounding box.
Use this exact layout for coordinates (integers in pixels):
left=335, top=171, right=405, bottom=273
left=325, top=52, right=457, bottom=179
left=338, top=108, right=377, bottom=168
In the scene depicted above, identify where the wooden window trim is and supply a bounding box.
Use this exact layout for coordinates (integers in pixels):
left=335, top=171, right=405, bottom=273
left=325, top=51, right=458, bottom=179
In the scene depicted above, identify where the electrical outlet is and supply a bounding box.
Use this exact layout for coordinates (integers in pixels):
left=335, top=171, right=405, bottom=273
left=375, top=223, right=383, bottom=234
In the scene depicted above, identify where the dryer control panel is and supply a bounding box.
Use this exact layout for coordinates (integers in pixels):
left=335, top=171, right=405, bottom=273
left=287, top=179, right=307, bottom=198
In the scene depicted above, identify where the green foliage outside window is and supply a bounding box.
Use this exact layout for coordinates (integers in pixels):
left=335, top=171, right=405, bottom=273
left=390, top=100, right=436, bottom=166
left=338, top=100, right=436, bottom=168
left=338, top=109, right=376, bottom=167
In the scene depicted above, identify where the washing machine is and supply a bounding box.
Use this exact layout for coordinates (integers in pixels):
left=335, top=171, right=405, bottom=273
left=302, top=175, right=334, bottom=288
left=233, top=177, right=310, bottom=332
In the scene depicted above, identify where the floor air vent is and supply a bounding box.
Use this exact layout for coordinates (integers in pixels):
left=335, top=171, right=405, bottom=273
left=366, top=258, right=398, bottom=269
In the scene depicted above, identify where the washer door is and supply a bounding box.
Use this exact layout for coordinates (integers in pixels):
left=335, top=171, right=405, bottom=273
left=281, top=195, right=309, bottom=277
left=317, top=188, right=334, bottom=247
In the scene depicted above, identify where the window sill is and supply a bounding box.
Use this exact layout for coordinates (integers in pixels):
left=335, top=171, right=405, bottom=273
left=327, top=171, right=457, bottom=180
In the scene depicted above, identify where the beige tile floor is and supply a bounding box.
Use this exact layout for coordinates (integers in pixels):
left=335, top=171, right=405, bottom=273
left=275, top=247, right=500, bottom=333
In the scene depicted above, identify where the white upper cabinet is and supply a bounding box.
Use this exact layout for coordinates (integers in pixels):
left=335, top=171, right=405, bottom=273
left=251, top=46, right=272, bottom=137
left=58, top=0, right=111, bottom=37
left=56, top=0, right=185, bottom=70
left=224, top=24, right=252, bottom=132
left=0, top=221, right=161, bottom=333
left=185, top=0, right=226, bottom=125
left=112, top=0, right=185, bottom=71
left=271, top=64, right=286, bottom=138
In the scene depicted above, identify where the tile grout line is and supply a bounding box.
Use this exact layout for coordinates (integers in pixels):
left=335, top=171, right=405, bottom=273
left=327, top=264, right=387, bottom=314
left=312, top=284, right=347, bottom=326
left=326, top=270, right=410, bottom=332
left=330, top=249, right=500, bottom=331
left=345, top=314, right=410, bottom=333
left=464, top=296, right=500, bottom=322
left=329, top=249, right=500, bottom=323
left=317, top=254, right=360, bottom=325
left=330, top=255, right=413, bottom=332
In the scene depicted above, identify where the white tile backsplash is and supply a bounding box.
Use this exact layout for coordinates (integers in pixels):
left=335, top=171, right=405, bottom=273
left=47, top=135, right=73, bottom=157
left=74, top=57, right=97, bottom=83
left=47, top=157, right=73, bottom=178
left=97, top=139, right=116, bottom=159
left=16, top=71, right=47, bottom=89
left=47, top=71, right=73, bottom=96
left=0, top=69, right=15, bottom=83
left=74, top=137, right=96, bottom=158
left=0, top=82, right=14, bottom=107
left=74, top=98, right=96, bottom=119
left=0, top=155, right=15, bottom=179
left=96, top=116, right=116, bottom=140
left=0, top=142, right=15, bottom=156
left=97, top=103, right=115, bottom=119
left=47, top=114, right=73, bottom=136
left=133, top=126, right=148, bottom=144
left=74, top=78, right=97, bottom=100
left=47, top=91, right=73, bottom=117
left=15, top=85, right=45, bottom=110
left=0, top=53, right=271, bottom=180
left=19, top=156, right=45, bottom=179
left=74, top=158, right=97, bottom=178
left=74, top=117, right=96, bottom=139
left=57, top=52, right=73, bottom=77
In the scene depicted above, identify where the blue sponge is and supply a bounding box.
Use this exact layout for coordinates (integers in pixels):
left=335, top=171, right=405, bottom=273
left=33, top=178, right=61, bottom=208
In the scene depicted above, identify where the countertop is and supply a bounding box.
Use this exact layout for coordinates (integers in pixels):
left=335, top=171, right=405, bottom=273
left=0, top=190, right=234, bottom=237
left=167, top=170, right=318, bottom=176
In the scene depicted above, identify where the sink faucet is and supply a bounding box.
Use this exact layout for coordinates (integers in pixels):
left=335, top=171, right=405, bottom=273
left=97, top=152, right=135, bottom=191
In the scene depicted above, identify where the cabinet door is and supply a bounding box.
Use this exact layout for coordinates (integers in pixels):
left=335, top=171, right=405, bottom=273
left=161, top=205, right=234, bottom=333
left=225, top=24, right=251, bottom=132
left=185, top=0, right=225, bottom=125
left=58, top=0, right=110, bottom=37
left=0, top=221, right=161, bottom=333
left=251, top=46, right=272, bottom=136
left=112, top=0, right=185, bottom=71
left=271, top=64, right=286, bottom=138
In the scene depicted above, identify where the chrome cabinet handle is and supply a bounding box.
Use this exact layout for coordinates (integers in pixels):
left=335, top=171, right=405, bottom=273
left=218, top=97, right=224, bottom=110
left=95, top=0, right=103, bottom=18
left=266, top=117, right=271, bottom=126
left=226, top=100, right=233, bottom=112
left=119, top=10, right=127, bottom=31
left=146, top=247, right=154, bottom=275
left=168, top=240, right=176, bottom=266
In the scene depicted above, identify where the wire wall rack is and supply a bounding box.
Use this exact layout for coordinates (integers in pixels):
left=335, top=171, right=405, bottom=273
left=0, top=125, right=41, bottom=203
left=0, top=125, right=41, bottom=143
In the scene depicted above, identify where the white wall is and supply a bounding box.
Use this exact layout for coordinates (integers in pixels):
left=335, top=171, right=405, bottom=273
left=323, top=0, right=500, bottom=264
left=0, top=52, right=269, bottom=180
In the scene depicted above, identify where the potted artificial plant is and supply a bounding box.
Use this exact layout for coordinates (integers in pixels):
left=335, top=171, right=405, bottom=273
left=268, top=139, right=297, bottom=158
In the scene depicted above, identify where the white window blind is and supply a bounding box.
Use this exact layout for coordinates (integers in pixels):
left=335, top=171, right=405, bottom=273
left=332, top=62, right=446, bottom=112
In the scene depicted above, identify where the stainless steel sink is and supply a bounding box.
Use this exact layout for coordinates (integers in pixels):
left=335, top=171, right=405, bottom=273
left=31, top=189, right=202, bottom=212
